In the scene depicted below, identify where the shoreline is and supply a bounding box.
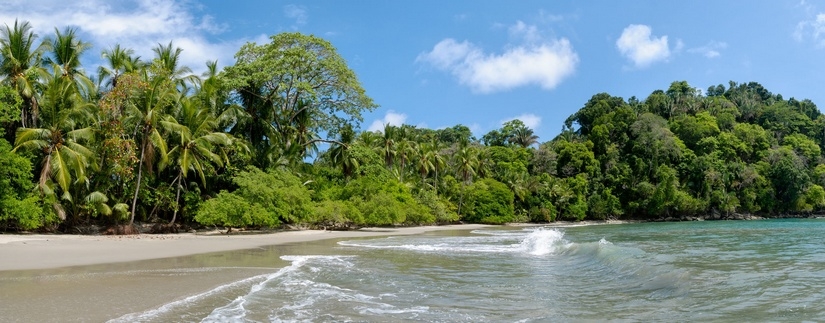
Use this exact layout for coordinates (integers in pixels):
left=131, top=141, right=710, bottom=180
left=0, top=218, right=730, bottom=271
left=5, top=216, right=798, bottom=271
left=0, top=224, right=499, bottom=271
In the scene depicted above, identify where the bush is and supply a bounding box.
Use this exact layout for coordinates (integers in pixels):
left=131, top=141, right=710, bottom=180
left=462, top=178, right=515, bottom=224
left=313, top=199, right=363, bottom=228
left=194, top=191, right=279, bottom=228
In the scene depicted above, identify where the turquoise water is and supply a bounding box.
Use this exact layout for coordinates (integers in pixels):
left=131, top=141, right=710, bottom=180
left=110, top=219, right=825, bottom=322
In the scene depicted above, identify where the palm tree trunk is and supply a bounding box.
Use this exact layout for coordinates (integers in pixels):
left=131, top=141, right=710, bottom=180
left=130, top=140, right=147, bottom=226
left=170, top=172, right=182, bottom=226
left=458, top=181, right=465, bottom=218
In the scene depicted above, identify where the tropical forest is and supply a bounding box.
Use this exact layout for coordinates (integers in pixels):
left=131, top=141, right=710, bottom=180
left=2, top=20, right=825, bottom=233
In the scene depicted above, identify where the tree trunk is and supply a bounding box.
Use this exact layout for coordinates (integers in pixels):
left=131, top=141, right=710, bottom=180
left=130, top=140, right=147, bottom=226
left=458, top=182, right=465, bottom=218
left=170, top=172, right=182, bottom=226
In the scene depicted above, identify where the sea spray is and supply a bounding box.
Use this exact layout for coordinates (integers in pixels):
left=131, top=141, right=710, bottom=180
left=517, top=228, right=570, bottom=256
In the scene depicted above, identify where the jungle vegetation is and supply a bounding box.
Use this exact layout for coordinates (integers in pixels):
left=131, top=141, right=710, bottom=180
left=2, top=20, right=824, bottom=232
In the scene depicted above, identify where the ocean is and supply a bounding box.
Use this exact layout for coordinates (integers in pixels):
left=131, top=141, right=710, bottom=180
left=7, top=219, right=825, bottom=322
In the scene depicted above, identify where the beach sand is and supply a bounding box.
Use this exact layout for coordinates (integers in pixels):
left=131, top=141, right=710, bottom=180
left=0, top=225, right=491, bottom=322
left=0, top=222, right=631, bottom=322
left=0, top=225, right=490, bottom=271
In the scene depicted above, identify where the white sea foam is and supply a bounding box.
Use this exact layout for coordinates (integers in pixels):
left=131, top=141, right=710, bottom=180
left=107, top=273, right=269, bottom=323
left=203, top=255, right=354, bottom=322
left=517, top=228, right=570, bottom=255
left=339, top=228, right=573, bottom=257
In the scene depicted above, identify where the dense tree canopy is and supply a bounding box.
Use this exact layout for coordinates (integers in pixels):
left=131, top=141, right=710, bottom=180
left=2, top=19, right=825, bottom=233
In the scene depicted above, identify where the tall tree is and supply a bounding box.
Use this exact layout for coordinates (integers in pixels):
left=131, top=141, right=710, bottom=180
left=98, top=44, right=140, bottom=90
left=0, top=20, right=47, bottom=128
left=222, top=32, right=377, bottom=168
left=453, top=140, right=478, bottom=217
left=44, top=27, right=94, bottom=98
left=13, top=74, right=95, bottom=220
left=161, top=98, right=232, bottom=225
left=124, top=74, right=175, bottom=225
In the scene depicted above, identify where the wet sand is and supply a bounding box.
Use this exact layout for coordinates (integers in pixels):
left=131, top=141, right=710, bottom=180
left=0, top=225, right=490, bottom=271
left=0, top=223, right=632, bottom=322
left=0, top=225, right=490, bottom=322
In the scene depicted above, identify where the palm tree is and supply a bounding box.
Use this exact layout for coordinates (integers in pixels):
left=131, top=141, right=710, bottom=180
left=13, top=74, right=96, bottom=219
left=415, top=142, right=435, bottom=185
left=453, top=140, right=478, bottom=217
left=44, top=27, right=94, bottom=99
left=161, top=98, right=232, bottom=225
left=329, top=124, right=358, bottom=179
left=431, top=140, right=446, bottom=195
left=98, top=44, right=139, bottom=90
left=151, top=41, right=197, bottom=89
left=124, top=74, right=175, bottom=226
left=509, top=126, right=539, bottom=148
left=377, top=123, right=397, bottom=168
left=395, top=137, right=415, bottom=182
left=0, top=20, right=47, bottom=128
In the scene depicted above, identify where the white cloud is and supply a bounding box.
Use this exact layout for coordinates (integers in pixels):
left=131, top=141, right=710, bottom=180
left=417, top=21, right=578, bottom=94
left=284, top=4, right=308, bottom=27
left=501, top=113, right=541, bottom=130
left=616, top=24, right=671, bottom=68
left=795, top=13, right=825, bottom=46
left=688, top=41, right=728, bottom=58
left=508, top=20, right=541, bottom=43
left=367, top=110, right=408, bottom=132
left=0, top=0, right=260, bottom=75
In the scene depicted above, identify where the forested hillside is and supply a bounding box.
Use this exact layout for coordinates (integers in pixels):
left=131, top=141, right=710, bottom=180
left=1, top=20, right=823, bottom=232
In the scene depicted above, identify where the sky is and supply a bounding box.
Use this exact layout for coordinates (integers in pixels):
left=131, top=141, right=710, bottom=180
left=2, top=0, right=825, bottom=142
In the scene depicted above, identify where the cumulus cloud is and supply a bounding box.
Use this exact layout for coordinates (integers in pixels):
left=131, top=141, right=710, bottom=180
left=0, top=0, right=260, bottom=75
left=417, top=21, right=579, bottom=93
left=616, top=24, right=671, bottom=68
left=367, top=110, right=408, bottom=132
left=688, top=41, right=728, bottom=58
left=501, top=113, right=541, bottom=130
left=794, top=13, right=825, bottom=46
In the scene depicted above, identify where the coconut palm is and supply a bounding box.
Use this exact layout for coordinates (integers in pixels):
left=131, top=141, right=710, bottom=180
left=329, top=124, right=358, bottom=179
left=124, top=74, right=175, bottom=226
left=377, top=123, right=397, bottom=168
left=0, top=20, right=47, bottom=127
left=13, top=74, right=96, bottom=219
left=509, top=126, right=539, bottom=148
left=44, top=27, right=94, bottom=99
left=453, top=140, right=478, bottom=217
left=161, top=98, right=232, bottom=225
left=98, top=44, right=140, bottom=90
left=395, top=137, right=416, bottom=182
left=415, top=142, right=436, bottom=185
left=151, top=41, right=197, bottom=89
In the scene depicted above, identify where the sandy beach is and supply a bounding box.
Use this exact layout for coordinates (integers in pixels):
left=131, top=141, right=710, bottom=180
left=0, top=225, right=493, bottom=271
left=1, top=222, right=639, bottom=322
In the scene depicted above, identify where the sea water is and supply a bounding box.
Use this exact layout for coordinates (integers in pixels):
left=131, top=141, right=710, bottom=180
left=89, top=219, right=825, bottom=321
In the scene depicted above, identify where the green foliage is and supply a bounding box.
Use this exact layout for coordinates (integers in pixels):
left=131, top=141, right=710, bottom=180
left=462, top=178, right=515, bottom=224
left=415, top=189, right=458, bottom=224
left=313, top=199, right=363, bottom=227
left=194, top=191, right=278, bottom=228
left=0, top=137, right=56, bottom=230
left=4, top=20, right=825, bottom=233
left=222, top=32, right=377, bottom=167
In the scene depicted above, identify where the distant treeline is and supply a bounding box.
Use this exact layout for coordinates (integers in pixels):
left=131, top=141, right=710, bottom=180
left=1, top=20, right=823, bottom=232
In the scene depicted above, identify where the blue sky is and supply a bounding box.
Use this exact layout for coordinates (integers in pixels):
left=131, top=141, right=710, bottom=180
left=2, top=0, right=825, bottom=141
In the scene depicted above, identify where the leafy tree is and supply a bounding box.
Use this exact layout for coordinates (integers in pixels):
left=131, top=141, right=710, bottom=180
left=0, top=137, right=52, bottom=230
left=222, top=32, right=377, bottom=167
left=463, top=178, right=515, bottom=224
